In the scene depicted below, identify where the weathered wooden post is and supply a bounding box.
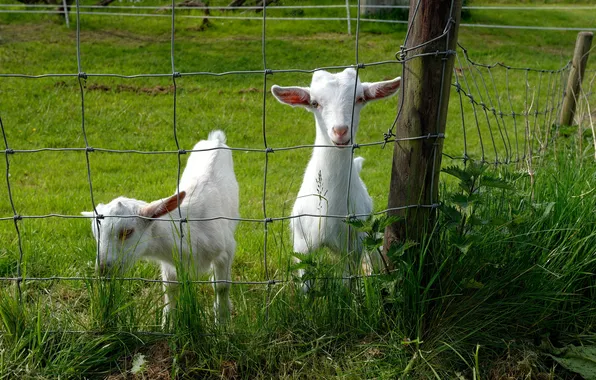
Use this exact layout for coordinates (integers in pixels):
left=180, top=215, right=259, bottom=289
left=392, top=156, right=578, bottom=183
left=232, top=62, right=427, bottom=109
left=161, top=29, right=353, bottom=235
left=383, top=0, right=462, bottom=263
left=559, top=32, right=593, bottom=127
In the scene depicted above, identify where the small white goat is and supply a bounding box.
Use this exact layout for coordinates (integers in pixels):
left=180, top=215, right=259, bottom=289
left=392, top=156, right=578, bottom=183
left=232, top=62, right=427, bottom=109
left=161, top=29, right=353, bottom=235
left=271, top=68, right=400, bottom=285
left=82, top=130, right=239, bottom=322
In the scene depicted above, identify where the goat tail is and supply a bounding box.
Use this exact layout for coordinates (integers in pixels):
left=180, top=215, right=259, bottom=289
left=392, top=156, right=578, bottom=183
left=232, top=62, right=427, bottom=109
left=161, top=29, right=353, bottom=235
left=353, top=156, right=365, bottom=174
left=208, top=130, right=227, bottom=144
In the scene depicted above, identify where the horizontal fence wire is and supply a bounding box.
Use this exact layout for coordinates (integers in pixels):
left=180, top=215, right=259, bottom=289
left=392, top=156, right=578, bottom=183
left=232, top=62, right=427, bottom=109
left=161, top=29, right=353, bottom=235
left=0, top=3, right=595, bottom=32
left=0, top=0, right=590, bottom=339
left=446, top=43, right=572, bottom=166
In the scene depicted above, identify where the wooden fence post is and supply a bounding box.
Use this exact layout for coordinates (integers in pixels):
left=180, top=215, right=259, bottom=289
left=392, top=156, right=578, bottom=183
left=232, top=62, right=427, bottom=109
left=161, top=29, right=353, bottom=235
left=559, top=32, right=593, bottom=127
left=383, top=0, right=462, bottom=264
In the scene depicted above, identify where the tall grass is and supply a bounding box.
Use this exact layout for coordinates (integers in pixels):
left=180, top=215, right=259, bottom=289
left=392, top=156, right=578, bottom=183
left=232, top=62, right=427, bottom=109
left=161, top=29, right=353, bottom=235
left=3, top=145, right=596, bottom=378
left=1, top=1, right=596, bottom=378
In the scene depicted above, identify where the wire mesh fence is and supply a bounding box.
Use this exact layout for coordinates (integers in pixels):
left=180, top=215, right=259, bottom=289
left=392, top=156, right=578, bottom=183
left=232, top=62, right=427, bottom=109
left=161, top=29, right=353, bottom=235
left=0, top=0, right=590, bottom=337
left=1, top=2, right=596, bottom=32
left=447, top=44, right=572, bottom=166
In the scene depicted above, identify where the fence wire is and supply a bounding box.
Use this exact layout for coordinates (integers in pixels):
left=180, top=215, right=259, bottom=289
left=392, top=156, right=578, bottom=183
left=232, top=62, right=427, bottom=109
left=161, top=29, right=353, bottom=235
left=0, top=0, right=587, bottom=337
left=447, top=44, right=572, bottom=166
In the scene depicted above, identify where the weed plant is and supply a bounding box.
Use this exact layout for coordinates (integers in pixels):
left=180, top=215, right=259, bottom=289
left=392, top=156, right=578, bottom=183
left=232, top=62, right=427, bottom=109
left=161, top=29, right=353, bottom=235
left=1, top=1, right=596, bottom=378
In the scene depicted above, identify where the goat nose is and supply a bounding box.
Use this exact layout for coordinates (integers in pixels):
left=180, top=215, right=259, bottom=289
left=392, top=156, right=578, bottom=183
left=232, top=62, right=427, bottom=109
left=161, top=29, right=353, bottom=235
left=333, top=126, right=348, bottom=137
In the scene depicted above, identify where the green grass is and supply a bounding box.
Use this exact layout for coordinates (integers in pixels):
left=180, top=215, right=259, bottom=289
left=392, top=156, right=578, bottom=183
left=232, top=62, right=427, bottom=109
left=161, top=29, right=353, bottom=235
left=1, top=1, right=596, bottom=378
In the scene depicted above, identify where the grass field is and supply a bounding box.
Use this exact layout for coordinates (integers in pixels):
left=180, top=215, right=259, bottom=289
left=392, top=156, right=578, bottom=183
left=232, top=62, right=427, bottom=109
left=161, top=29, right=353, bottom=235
left=1, top=0, right=596, bottom=378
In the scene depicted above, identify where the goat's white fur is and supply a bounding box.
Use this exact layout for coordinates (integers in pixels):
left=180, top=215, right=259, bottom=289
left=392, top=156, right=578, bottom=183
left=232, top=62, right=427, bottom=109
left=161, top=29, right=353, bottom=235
left=271, top=68, right=400, bottom=286
left=82, top=130, right=239, bottom=322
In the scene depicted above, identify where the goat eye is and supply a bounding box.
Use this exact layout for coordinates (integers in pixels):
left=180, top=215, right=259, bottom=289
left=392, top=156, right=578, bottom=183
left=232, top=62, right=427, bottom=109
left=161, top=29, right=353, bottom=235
left=118, top=228, right=134, bottom=240
left=310, top=100, right=319, bottom=108
left=356, top=97, right=366, bottom=104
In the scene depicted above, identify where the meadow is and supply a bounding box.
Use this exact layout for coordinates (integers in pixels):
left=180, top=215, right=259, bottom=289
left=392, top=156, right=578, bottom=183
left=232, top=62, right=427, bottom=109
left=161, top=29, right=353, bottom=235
left=1, top=0, right=596, bottom=378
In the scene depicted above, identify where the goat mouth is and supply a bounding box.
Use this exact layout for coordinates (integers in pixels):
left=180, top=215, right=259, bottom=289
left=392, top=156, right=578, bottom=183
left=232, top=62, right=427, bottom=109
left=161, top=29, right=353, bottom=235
left=333, top=140, right=351, bottom=147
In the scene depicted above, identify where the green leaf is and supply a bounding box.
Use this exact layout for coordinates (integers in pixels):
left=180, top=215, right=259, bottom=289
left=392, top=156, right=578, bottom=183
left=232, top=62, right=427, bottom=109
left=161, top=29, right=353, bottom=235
left=344, top=218, right=366, bottom=229
left=467, top=161, right=488, bottom=177
left=442, top=166, right=472, bottom=183
left=549, top=345, right=596, bottom=379
left=481, top=175, right=514, bottom=190
left=377, top=215, right=404, bottom=230
left=363, top=236, right=382, bottom=249
left=386, top=240, right=417, bottom=262
left=450, top=193, right=472, bottom=209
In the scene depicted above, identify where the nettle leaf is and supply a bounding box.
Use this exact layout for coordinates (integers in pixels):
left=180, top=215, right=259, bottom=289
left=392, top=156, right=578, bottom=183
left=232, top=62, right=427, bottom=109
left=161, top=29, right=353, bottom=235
left=450, top=193, right=481, bottom=210
left=481, top=175, right=514, bottom=190
left=344, top=218, right=366, bottom=230
left=364, top=236, right=382, bottom=249
left=450, top=233, right=478, bottom=254
left=467, top=214, right=491, bottom=227
left=386, top=240, right=418, bottom=262
left=377, top=215, right=403, bottom=230
left=442, top=166, right=472, bottom=183
left=549, top=345, right=596, bottom=379
left=440, top=204, right=462, bottom=225
left=450, top=193, right=472, bottom=209
left=467, top=161, right=488, bottom=177
left=455, top=242, right=473, bottom=255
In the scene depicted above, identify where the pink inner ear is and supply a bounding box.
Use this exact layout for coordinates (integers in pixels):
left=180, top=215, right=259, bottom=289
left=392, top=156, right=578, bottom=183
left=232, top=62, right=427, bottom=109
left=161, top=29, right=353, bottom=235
left=364, top=78, right=401, bottom=101
left=273, top=87, right=310, bottom=106
left=141, top=191, right=186, bottom=219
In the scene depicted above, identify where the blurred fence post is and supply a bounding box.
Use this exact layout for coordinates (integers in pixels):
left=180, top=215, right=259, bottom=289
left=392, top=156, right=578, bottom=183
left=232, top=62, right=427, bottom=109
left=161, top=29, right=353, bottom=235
left=345, top=0, right=351, bottom=35
left=62, top=0, right=70, bottom=28
left=383, top=0, right=462, bottom=266
left=559, top=31, right=593, bottom=127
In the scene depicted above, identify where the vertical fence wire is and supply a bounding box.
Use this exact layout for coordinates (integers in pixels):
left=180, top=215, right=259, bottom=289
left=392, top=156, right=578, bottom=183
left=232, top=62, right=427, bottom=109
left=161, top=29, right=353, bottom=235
left=260, top=0, right=273, bottom=321
left=0, top=115, right=23, bottom=303
left=0, top=3, right=583, bottom=338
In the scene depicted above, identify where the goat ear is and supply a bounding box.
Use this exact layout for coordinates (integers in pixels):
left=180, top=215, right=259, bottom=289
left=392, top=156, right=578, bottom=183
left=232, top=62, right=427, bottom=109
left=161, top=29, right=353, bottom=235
left=271, top=85, right=311, bottom=107
left=362, top=77, right=401, bottom=102
left=140, top=191, right=186, bottom=219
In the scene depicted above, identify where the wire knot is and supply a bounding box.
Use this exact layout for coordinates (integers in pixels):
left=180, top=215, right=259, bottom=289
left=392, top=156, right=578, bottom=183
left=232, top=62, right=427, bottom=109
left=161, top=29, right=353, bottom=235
left=172, top=72, right=181, bottom=78
left=178, top=149, right=187, bottom=155
left=86, top=146, right=94, bottom=153
left=78, top=72, right=87, bottom=79
left=268, top=279, right=276, bottom=285
left=382, top=130, right=395, bottom=149
left=266, top=147, right=274, bottom=153
left=397, top=45, right=407, bottom=62
left=265, top=69, right=273, bottom=75
left=357, top=63, right=365, bottom=69
left=13, top=214, right=22, bottom=221
left=265, top=218, right=273, bottom=224
left=5, top=148, right=14, bottom=154
left=351, top=143, right=360, bottom=150
left=179, top=217, right=188, bottom=224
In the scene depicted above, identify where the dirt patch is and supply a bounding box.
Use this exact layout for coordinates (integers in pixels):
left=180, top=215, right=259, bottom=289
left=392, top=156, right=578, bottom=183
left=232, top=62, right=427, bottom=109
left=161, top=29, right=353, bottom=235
left=238, top=87, right=259, bottom=94
left=88, top=83, right=111, bottom=92
left=80, top=83, right=177, bottom=95
left=116, top=84, right=175, bottom=95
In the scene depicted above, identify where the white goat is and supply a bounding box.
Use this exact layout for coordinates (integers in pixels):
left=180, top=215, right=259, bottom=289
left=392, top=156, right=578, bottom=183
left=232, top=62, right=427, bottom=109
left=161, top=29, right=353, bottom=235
left=271, top=68, right=400, bottom=285
left=82, top=130, right=239, bottom=322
